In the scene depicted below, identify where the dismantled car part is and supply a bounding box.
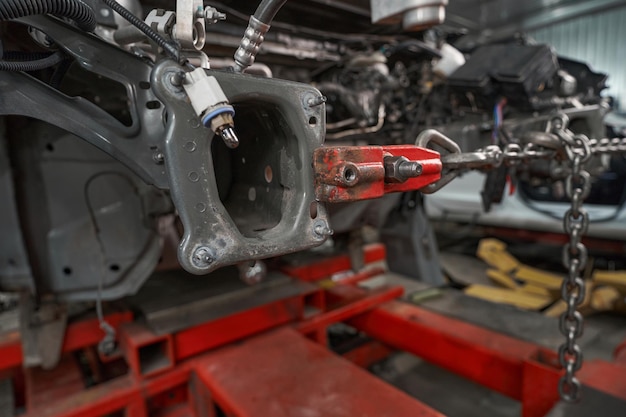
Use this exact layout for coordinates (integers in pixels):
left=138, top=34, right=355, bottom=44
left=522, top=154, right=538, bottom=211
left=371, top=0, right=448, bottom=31
left=1, top=14, right=330, bottom=281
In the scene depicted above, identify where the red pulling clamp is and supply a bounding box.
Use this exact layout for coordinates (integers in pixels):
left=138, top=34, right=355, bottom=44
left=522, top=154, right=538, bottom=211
left=314, top=145, right=442, bottom=203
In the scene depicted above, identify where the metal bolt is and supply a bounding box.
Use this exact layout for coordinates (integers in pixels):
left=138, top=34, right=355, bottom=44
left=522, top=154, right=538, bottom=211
left=169, top=72, right=184, bottom=87
left=152, top=151, right=165, bottom=164
left=307, top=95, right=327, bottom=107
left=398, top=160, right=423, bottom=178
left=313, top=221, right=333, bottom=238
left=203, top=7, right=227, bottom=24
left=238, top=260, right=267, bottom=285
left=98, top=338, right=116, bottom=356
left=192, top=247, right=214, bottom=268
left=384, top=156, right=423, bottom=183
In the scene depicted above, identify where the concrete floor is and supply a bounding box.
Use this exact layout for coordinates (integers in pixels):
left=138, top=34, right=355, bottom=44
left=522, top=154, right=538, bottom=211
left=375, top=353, right=520, bottom=417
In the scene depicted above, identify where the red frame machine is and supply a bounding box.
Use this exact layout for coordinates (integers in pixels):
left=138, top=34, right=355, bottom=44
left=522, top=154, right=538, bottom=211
left=1, top=143, right=625, bottom=416
left=1, top=243, right=625, bottom=417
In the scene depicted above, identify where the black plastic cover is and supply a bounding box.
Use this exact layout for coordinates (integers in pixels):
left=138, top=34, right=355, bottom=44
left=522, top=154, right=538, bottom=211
left=448, top=44, right=559, bottom=108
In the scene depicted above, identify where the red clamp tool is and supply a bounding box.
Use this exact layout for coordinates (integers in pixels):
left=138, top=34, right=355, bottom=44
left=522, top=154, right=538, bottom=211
left=314, top=144, right=442, bottom=203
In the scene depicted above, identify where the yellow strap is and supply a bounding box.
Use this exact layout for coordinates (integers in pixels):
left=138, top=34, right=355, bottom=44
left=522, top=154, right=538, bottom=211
left=593, top=270, right=626, bottom=294
left=478, top=238, right=562, bottom=291
left=464, top=284, right=553, bottom=310
left=486, top=269, right=554, bottom=297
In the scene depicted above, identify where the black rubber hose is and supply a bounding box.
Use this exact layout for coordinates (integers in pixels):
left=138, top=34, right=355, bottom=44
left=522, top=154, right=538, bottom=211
left=0, top=0, right=96, bottom=32
left=99, top=0, right=181, bottom=64
left=0, top=51, right=64, bottom=71
left=253, top=0, right=287, bottom=23
left=2, top=50, right=57, bottom=60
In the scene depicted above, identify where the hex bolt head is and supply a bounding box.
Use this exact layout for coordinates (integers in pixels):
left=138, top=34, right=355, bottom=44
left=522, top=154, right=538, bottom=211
left=192, top=247, right=215, bottom=268
left=384, top=156, right=423, bottom=183
left=152, top=151, right=165, bottom=164
left=168, top=72, right=184, bottom=87
left=313, top=220, right=334, bottom=238
left=307, top=95, right=327, bottom=107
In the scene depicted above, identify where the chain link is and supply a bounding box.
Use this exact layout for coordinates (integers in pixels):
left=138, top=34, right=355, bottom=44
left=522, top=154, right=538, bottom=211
left=429, top=119, right=626, bottom=402
left=555, top=123, right=592, bottom=403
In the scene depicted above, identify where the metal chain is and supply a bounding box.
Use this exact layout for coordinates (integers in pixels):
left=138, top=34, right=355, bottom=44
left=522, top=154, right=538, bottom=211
left=429, top=120, right=626, bottom=402
left=589, top=137, right=626, bottom=155
left=552, top=117, right=592, bottom=403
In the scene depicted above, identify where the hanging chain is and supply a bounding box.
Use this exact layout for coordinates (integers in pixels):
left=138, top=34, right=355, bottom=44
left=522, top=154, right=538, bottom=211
left=423, top=118, right=626, bottom=402
left=551, top=116, right=591, bottom=402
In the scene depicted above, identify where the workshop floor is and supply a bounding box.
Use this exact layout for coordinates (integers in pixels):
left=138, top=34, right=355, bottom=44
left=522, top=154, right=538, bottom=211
left=369, top=273, right=626, bottom=417
left=378, top=353, right=520, bottom=417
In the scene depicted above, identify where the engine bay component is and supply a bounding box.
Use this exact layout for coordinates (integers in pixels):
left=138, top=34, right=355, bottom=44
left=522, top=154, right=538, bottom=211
left=174, top=0, right=206, bottom=50
left=153, top=60, right=329, bottom=274
left=448, top=44, right=559, bottom=109
left=370, top=0, right=448, bottom=31
left=183, top=67, right=239, bottom=148
left=0, top=13, right=330, bottom=281
left=233, top=0, right=287, bottom=73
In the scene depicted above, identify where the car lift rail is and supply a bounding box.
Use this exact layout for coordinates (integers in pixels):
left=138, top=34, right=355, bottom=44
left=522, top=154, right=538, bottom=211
left=0, top=244, right=625, bottom=417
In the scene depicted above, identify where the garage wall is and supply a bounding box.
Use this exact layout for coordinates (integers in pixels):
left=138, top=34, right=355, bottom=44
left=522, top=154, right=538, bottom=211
left=529, top=6, right=626, bottom=110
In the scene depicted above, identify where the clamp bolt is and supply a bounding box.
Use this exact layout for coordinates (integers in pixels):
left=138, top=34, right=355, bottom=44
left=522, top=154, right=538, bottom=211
left=192, top=247, right=215, bottom=268
left=307, top=95, right=327, bottom=107
left=398, top=160, right=423, bottom=178
left=384, top=156, right=423, bottom=183
left=203, top=6, right=227, bottom=24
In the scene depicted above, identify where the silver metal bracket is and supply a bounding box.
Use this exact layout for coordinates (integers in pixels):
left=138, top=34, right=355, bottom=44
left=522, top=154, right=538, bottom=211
left=152, top=61, right=329, bottom=274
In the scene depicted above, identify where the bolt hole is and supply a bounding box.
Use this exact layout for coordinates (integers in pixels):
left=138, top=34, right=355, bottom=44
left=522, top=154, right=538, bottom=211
left=264, top=165, right=273, bottom=183
left=109, top=264, right=120, bottom=272
left=45, top=143, right=54, bottom=152
left=193, top=21, right=205, bottom=47
left=7, top=258, right=16, bottom=267
left=146, top=101, right=161, bottom=109
left=63, top=267, right=72, bottom=276
left=309, top=201, right=318, bottom=219
left=308, top=116, right=317, bottom=125
left=139, top=81, right=151, bottom=90
left=344, top=168, right=356, bottom=183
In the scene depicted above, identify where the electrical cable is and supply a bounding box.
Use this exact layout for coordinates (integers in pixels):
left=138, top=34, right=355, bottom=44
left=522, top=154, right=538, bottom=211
left=2, top=50, right=56, bottom=60
left=0, top=0, right=96, bottom=31
left=99, top=0, right=182, bottom=64
left=0, top=51, right=64, bottom=71
left=84, top=170, right=142, bottom=356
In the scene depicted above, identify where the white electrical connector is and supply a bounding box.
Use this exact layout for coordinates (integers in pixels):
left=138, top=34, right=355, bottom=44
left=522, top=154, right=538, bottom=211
left=183, top=67, right=239, bottom=148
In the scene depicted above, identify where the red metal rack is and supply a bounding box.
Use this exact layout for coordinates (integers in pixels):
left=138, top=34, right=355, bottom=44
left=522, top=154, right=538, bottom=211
left=1, top=243, right=625, bottom=416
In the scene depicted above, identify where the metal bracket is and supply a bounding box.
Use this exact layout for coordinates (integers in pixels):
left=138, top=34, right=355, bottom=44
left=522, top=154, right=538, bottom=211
left=151, top=61, right=329, bottom=274
left=3, top=16, right=168, bottom=188
left=175, top=0, right=206, bottom=50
